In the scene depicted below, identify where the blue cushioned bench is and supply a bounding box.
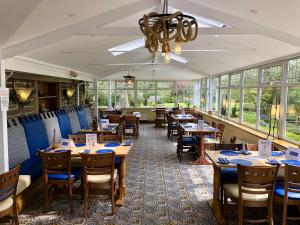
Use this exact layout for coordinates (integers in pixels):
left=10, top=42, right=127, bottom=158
left=55, top=109, right=72, bottom=138
left=19, top=115, right=49, bottom=181
left=41, top=111, right=62, bottom=146
left=66, top=108, right=81, bottom=134
left=75, top=106, right=89, bottom=129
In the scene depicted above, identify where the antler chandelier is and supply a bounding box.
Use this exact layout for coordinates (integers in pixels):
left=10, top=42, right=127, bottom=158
left=139, top=0, right=198, bottom=63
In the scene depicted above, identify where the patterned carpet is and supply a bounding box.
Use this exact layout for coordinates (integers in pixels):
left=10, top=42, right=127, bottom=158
left=10, top=124, right=217, bottom=225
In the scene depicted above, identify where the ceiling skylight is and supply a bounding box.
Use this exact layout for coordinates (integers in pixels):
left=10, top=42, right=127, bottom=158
left=108, top=38, right=144, bottom=56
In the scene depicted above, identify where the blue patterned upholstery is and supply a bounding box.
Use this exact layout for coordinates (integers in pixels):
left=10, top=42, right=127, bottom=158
left=19, top=115, right=49, bottom=181
left=274, top=183, right=300, bottom=200
left=75, top=106, right=88, bottom=129
left=48, top=168, right=82, bottom=180
left=55, top=109, right=72, bottom=138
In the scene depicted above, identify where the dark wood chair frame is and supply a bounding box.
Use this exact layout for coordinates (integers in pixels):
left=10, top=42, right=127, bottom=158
left=177, top=126, right=198, bottom=163
left=122, top=115, right=138, bottom=139
left=155, top=108, right=166, bottom=128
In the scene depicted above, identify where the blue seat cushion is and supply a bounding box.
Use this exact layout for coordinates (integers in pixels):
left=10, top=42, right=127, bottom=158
left=182, top=136, right=199, bottom=145
left=221, top=168, right=238, bottom=185
left=274, top=183, right=300, bottom=200
left=125, top=123, right=136, bottom=129
left=48, top=168, right=82, bottom=180
left=115, top=156, right=120, bottom=167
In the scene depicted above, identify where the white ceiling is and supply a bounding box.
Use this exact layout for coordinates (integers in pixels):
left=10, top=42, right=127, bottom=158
left=1, top=0, right=300, bottom=80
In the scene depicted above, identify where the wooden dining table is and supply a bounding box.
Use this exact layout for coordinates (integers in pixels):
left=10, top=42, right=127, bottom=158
left=181, top=123, right=218, bottom=165
left=206, top=150, right=286, bottom=225
left=171, top=114, right=197, bottom=123
left=79, top=123, right=120, bottom=134
left=49, top=143, right=131, bottom=206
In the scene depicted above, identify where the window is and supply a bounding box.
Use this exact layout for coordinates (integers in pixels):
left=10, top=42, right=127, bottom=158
left=156, top=81, right=175, bottom=107
left=262, top=65, right=281, bottom=83
left=259, top=87, right=280, bottom=133
left=220, top=75, right=229, bottom=87
left=230, top=73, right=241, bottom=86
left=112, top=89, right=135, bottom=108
left=287, top=58, right=300, bottom=83
left=220, top=89, right=228, bottom=117
left=177, top=81, right=194, bottom=107
left=286, top=87, right=300, bottom=143
left=136, top=81, right=155, bottom=107
left=211, top=78, right=219, bottom=113
left=200, top=79, right=207, bottom=110
left=243, top=69, right=258, bottom=86
left=229, top=89, right=240, bottom=121
left=242, top=88, right=257, bottom=127
left=84, top=81, right=94, bottom=104
left=98, top=81, right=109, bottom=108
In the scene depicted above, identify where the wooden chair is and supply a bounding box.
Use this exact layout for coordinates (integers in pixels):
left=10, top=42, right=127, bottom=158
left=274, top=164, right=300, bottom=225
left=245, top=143, right=258, bottom=151
left=166, top=114, right=178, bottom=140
left=81, top=152, right=117, bottom=217
left=69, top=134, right=86, bottom=144
left=0, top=164, right=20, bottom=225
left=99, top=134, right=124, bottom=143
left=224, top=165, right=278, bottom=225
left=212, top=121, right=217, bottom=128
left=177, top=126, right=198, bottom=163
left=39, top=150, right=82, bottom=213
left=230, top=136, right=237, bottom=144
left=155, top=108, right=166, bottom=128
left=184, top=108, right=194, bottom=115
left=214, top=143, right=243, bottom=151
left=204, top=123, right=226, bottom=146
left=122, top=115, right=138, bottom=139
left=107, top=115, right=122, bottom=124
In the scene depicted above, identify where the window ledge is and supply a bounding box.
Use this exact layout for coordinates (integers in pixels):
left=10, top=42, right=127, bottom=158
left=197, top=110, right=298, bottom=149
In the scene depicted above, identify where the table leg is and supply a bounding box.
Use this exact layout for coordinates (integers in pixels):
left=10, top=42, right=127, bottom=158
left=116, top=156, right=126, bottom=206
left=189, top=134, right=210, bottom=165
left=136, top=118, right=139, bottom=138
left=213, top=166, right=226, bottom=225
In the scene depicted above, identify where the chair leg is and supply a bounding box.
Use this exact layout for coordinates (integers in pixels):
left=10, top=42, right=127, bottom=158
left=68, top=182, right=74, bottom=213
left=43, top=184, right=49, bottom=213
left=282, top=200, right=288, bottom=225
left=111, top=183, right=116, bottom=215
left=83, top=186, right=89, bottom=218
left=13, top=199, right=19, bottom=225
left=238, top=202, right=243, bottom=225
left=268, top=199, right=274, bottom=225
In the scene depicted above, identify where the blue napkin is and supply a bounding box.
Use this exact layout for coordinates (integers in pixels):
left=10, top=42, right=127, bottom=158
left=75, top=143, right=86, bottom=147
left=271, top=151, right=285, bottom=157
left=281, top=159, right=300, bottom=166
left=217, top=157, right=230, bottom=164
left=96, top=149, right=114, bottom=154
left=239, top=150, right=252, bottom=155
left=266, top=159, right=282, bottom=165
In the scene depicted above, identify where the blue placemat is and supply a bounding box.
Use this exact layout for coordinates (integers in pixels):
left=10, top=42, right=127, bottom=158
left=271, top=151, right=285, bottom=157
left=104, top=142, right=120, bottom=147
left=95, top=149, right=114, bottom=154
left=220, top=150, right=239, bottom=156
left=281, top=159, right=300, bottom=166
left=54, top=149, right=70, bottom=153
left=75, top=143, right=86, bottom=147
left=230, top=159, right=252, bottom=166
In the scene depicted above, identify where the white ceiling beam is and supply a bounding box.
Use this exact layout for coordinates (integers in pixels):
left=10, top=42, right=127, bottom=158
left=76, top=27, right=253, bottom=37
left=1, top=0, right=160, bottom=59
left=171, top=0, right=300, bottom=48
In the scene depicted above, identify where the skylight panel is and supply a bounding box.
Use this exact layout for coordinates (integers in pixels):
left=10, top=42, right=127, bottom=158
left=108, top=38, right=144, bottom=56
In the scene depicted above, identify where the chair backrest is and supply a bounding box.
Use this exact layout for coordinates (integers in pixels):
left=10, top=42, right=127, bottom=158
left=245, top=143, right=258, bottom=151
left=0, top=164, right=20, bottom=201
left=216, top=123, right=225, bottom=142
left=55, top=109, right=72, bottom=138
left=122, top=115, right=136, bottom=123
left=212, top=121, right=217, bottom=128
left=108, top=115, right=121, bottom=123
left=172, top=108, right=181, bottom=114
left=177, top=126, right=185, bottom=143
left=81, top=152, right=115, bottom=178
left=69, top=134, right=86, bottom=144
left=230, top=136, right=237, bottom=144
left=39, top=150, right=71, bottom=176
left=75, top=106, right=89, bottom=129
left=155, top=109, right=166, bottom=118
left=184, top=108, right=194, bottom=115
left=214, top=143, right=243, bottom=151
left=40, top=111, right=63, bottom=145
left=284, top=164, right=300, bottom=196
left=237, top=165, right=278, bottom=201
left=99, top=134, right=123, bottom=143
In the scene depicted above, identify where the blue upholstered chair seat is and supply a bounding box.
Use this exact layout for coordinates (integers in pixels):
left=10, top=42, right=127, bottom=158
left=48, top=168, right=82, bottom=180
left=221, top=168, right=238, bottom=185
left=204, top=135, right=214, bottom=138
left=125, top=123, right=136, bottom=129
left=182, top=136, right=199, bottom=145
left=274, top=183, right=300, bottom=200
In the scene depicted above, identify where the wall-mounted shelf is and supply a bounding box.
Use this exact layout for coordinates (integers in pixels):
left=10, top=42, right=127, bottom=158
left=38, top=82, right=59, bottom=113
left=38, top=96, right=57, bottom=99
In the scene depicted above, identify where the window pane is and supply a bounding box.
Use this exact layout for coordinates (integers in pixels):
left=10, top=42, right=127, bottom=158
left=230, top=74, right=241, bottom=86
left=242, top=88, right=257, bottom=127
left=98, top=90, right=109, bottom=108
left=229, top=89, right=240, bottom=121
left=157, top=81, right=174, bottom=89
left=201, top=79, right=207, bottom=88
left=112, top=90, right=135, bottom=108
left=287, top=58, right=300, bottom=83
left=177, top=81, right=194, bottom=107
left=137, top=81, right=155, bottom=89
left=212, top=78, right=219, bottom=89
left=116, top=81, right=134, bottom=89
left=156, top=90, right=176, bottom=107
left=259, top=87, right=280, bottom=133
left=262, top=65, right=281, bottom=83
left=98, top=80, right=109, bottom=89
left=200, top=88, right=207, bottom=110
left=84, top=82, right=94, bottom=104
left=211, top=88, right=219, bottom=113
left=220, top=89, right=228, bottom=117
left=136, top=89, right=155, bottom=107
left=286, top=87, right=300, bottom=142
left=243, top=69, right=258, bottom=86
left=220, top=75, right=229, bottom=87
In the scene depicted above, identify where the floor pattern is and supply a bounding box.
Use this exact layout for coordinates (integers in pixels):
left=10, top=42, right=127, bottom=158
left=10, top=124, right=217, bottom=225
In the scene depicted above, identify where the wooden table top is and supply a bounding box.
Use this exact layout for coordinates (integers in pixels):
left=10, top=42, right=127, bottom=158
left=181, top=123, right=218, bottom=134
left=80, top=123, right=119, bottom=133
left=50, top=143, right=131, bottom=157
left=171, top=114, right=196, bottom=120
left=206, top=150, right=287, bottom=168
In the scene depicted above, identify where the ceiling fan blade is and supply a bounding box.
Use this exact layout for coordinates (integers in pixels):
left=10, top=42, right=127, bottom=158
left=108, top=38, right=144, bottom=56
left=169, top=53, right=189, bottom=63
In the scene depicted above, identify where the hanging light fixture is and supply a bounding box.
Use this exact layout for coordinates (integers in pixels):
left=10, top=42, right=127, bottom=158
left=123, top=72, right=135, bottom=85
left=139, top=0, right=198, bottom=62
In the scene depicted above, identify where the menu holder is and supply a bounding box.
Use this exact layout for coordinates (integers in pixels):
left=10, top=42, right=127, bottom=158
left=258, top=140, right=272, bottom=158
left=100, top=119, right=109, bottom=126
left=285, top=147, right=300, bottom=160
left=86, top=134, right=97, bottom=147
